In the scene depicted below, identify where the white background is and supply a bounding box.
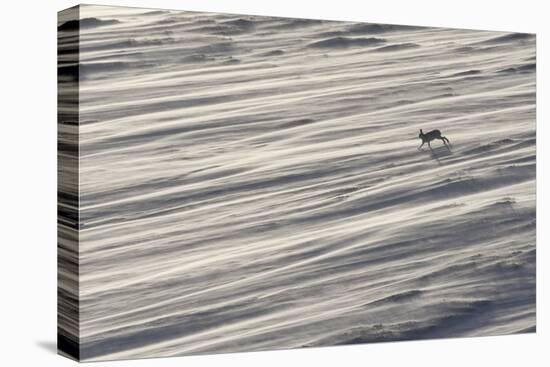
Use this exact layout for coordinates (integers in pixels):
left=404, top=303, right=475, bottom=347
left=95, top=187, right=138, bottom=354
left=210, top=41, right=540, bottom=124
left=0, top=0, right=546, bottom=365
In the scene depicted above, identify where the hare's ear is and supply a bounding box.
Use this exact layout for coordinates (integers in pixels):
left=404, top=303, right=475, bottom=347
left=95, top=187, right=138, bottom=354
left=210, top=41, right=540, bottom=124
left=419, top=129, right=423, bottom=134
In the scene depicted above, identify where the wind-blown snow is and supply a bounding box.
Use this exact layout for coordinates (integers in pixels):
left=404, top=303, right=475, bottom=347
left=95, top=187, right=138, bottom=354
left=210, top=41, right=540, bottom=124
left=62, top=4, right=536, bottom=361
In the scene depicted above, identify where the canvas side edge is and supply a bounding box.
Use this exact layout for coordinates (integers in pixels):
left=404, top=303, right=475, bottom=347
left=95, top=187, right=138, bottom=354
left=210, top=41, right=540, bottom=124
left=57, top=4, right=81, bottom=362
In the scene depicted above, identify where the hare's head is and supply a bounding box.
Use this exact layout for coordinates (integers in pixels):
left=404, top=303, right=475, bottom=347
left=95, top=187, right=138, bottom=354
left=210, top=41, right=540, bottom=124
left=418, top=129, right=424, bottom=138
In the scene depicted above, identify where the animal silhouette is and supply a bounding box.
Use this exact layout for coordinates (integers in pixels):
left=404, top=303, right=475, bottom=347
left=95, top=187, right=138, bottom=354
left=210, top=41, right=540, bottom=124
left=418, top=129, right=450, bottom=150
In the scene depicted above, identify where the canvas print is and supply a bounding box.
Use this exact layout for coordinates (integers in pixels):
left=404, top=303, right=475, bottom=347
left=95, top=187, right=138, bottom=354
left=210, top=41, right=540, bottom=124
left=57, top=4, right=536, bottom=362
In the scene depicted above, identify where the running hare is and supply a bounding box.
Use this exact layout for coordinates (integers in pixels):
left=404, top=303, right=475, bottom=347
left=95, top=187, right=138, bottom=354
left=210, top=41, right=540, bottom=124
left=418, top=129, right=450, bottom=150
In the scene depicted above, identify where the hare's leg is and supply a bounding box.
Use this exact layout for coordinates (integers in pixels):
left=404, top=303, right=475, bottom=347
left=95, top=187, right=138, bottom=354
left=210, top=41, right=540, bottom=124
left=418, top=141, right=425, bottom=150
left=441, top=136, right=451, bottom=150
left=439, top=137, right=448, bottom=146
